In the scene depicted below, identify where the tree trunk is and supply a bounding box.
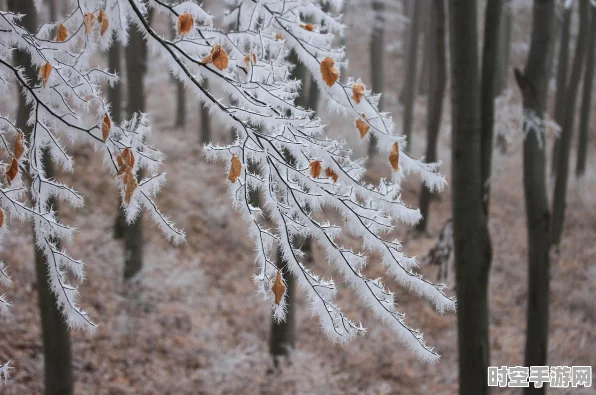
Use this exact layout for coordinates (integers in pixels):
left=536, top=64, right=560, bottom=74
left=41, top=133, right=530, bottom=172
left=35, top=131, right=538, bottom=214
left=108, top=39, right=123, bottom=125
left=496, top=1, right=512, bottom=95
left=551, top=0, right=589, bottom=246
left=368, top=0, right=385, bottom=157
left=575, top=6, right=595, bottom=178
left=551, top=5, right=572, bottom=174
left=402, top=0, right=422, bottom=153
left=514, top=1, right=555, bottom=393
left=199, top=80, right=211, bottom=143
left=123, top=24, right=148, bottom=280
left=176, top=82, right=186, bottom=128
left=448, top=0, right=493, bottom=393
left=269, top=248, right=297, bottom=360
left=418, top=0, right=432, bottom=96
left=11, top=0, right=74, bottom=393
left=416, top=0, right=446, bottom=233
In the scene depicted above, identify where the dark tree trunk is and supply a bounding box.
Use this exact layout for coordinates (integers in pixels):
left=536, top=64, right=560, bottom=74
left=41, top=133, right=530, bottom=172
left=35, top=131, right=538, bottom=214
left=199, top=80, right=211, bottom=143
left=418, top=0, right=432, bottom=96
left=368, top=0, right=385, bottom=156
left=108, top=39, right=123, bottom=125
left=448, top=0, right=493, bottom=393
left=176, top=82, right=186, bottom=128
left=416, top=0, right=446, bottom=233
left=123, top=24, right=148, bottom=280
left=514, top=1, right=555, bottom=394
left=551, top=0, right=589, bottom=246
left=551, top=5, right=572, bottom=174
left=11, top=0, right=74, bottom=393
left=401, top=0, right=422, bottom=153
left=496, top=1, right=512, bottom=95
left=575, top=6, right=596, bottom=178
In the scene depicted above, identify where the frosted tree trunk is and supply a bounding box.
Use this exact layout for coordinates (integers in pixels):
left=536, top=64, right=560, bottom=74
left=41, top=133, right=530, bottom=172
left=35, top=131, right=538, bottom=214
left=176, top=82, right=186, bottom=128
left=514, top=0, right=555, bottom=392
left=12, top=0, right=74, bottom=393
left=551, top=5, right=572, bottom=174
left=402, top=0, right=422, bottom=152
left=575, top=6, right=595, bottom=178
left=449, top=0, right=493, bottom=393
left=551, top=0, right=589, bottom=246
left=368, top=0, right=385, bottom=156
left=199, top=80, right=211, bottom=143
left=481, top=0, right=504, bottom=215
left=418, top=0, right=431, bottom=96
left=416, top=0, right=446, bottom=233
left=123, top=24, right=148, bottom=280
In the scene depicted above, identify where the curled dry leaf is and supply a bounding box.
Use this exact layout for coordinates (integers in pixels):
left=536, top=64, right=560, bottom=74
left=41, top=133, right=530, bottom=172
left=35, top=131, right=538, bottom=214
left=389, top=142, right=400, bottom=171
left=252, top=53, right=257, bottom=64
left=6, top=157, right=18, bottom=186
left=84, top=12, right=95, bottom=34
left=325, top=167, right=338, bottom=183
left=356, top=118, right=370, bottom=138
left=244, top=54, right=250, bottom=69
left=100, top=16, right=109, bottom=36
left=102, top=114, right=111, bottom=143
left=271, top=271, right=286, bottom=305
left=275, top=33, right=283, bottom=40
left=117, top=148, right=135, bottom=175
left=14, top=130, right=24, bottom=160
left=0, top=207, right=4, bottom=229
left=352, top=82, right=365, bottom=104
left=202, top=45, right=229, bottom=70
left=40, top=62, right=52, bottom=87
left=56, top=23, right=68, bottom=42
left=97, top=9, right=106, bottom=23
left=309, top=160, right=322, bottom=178
left=177, top=13, right=194, bottom=36
left=300, top=23, right=315, bottom=31
left=228, top=155, right=242, bottom=183
left=320, top=57, right=339, bottom=87
left=123, top=169, right=138, bottom=204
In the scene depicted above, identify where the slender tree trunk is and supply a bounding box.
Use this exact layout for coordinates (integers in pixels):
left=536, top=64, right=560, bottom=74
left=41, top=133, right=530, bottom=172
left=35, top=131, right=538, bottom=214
left=481, top=0, right=504, bottom=215
left=11, top=0, right=74, bottom=393
left=496, top=1, right=512, bottom=95
left=123, top=24, right=148, bottom=280
left=176, top=82, right=186, bottom=128
left=551, top=0, right=589, bottom=246
left=416, top=0, right=446, bottom=233
left=449, top=0, right=493, bottom=393
left=402, top=0, right=422, bottom=153
left=575, top=6, right=595, bottom=178
left=551, top=5, right=572, bottom=174
left=514, top=1, right=555, bottom=394
left=199, top=81, right=211, bottom=144
left=418, top=0, right=432, bottom=96
left=108, top=40, right=123, bottom=125
left=368, top=0, right=385, bottom=156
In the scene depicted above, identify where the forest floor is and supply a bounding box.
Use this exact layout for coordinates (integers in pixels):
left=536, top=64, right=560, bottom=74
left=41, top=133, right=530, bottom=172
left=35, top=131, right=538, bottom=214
left=1, top=2, right=596, bottom=394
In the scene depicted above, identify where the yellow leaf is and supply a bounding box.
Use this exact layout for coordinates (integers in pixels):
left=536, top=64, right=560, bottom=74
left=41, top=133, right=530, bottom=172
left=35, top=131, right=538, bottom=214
left=40, top=62, right=52, bottom=87
left=102, top=114, right=111, bottom=143
left=389, top=142, right=400, bottom=171
left=84, top=12, right=95, bottom=34
left=352, top=82, right=365, bottom=104
left=228, top=155, right=242, bottom=183
left=271, top=271, right=286, bottom=305
left=325, top=166, right=338, bottom=183
left=356, top=118, right=370, bottom=138
left=6, top=157, right=18, bottom=186
left=309, top=160, right=322, bottom=178
left=14, top=130, right=24, bottom=160
left=320, top=57, right=339, bottom=87
left=177, top=13, right=194, bottom=36
left=56, top=23, right=68, bottom=42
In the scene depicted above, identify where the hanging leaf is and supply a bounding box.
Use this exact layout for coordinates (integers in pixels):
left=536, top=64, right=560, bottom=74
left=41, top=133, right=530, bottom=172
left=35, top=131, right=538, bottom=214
left=320, top=57, right=339, bottom=87
left=98, top=9, right=109, bottom=36
left=202, top=45, right=229, bottom=70
left=6, top=157, right=18, bottom=186
left=56, top=23, right=68, bottom=42
left=102, top=114, right=111, bottom=143
left=228, top=155, right=242, bottom=183
left=356, top=118, right=370, bottom=138
left=389, top=142, right=400, bottom=171
left=271, top=271, right=286, bottom=305
left=123, top=169, right=138, bottom=204
left=325, top=166, right=338, bottom=183
left=97, top=9, right=106, bottom=23
left=252, top=53, right=257, bottom=64
left=117, top=148, right=135, bottom=175
left=84, top=12, right=95, bottom=34
left=0, top=207, right=4, bottom=229
left=177, top=13, right=194, bottom=36
left=39, top=62, right=52, bottom=87
left=244, top=54, right=250, bottom=69
left=300, top=23, right=315, bottom=31
left=275, top=33, right=283, bottom=40
left=352, top=83, right=365, bottom=104
left=309, top=160, right=322, bottom=178
left=14, top=130, right=24, bottom=160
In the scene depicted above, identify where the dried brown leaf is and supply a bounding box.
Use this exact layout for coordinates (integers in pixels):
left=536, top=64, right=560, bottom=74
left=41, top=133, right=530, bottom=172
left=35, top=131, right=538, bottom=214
left=228, top=155, right=242, bottom=183
left=84, top=12, right=95, bottom=34
left=6, top=157, right=18, bottom=186
left=40, top=62, right=52, bottom=87
left=100, top=16, right=109, bottom=36
left=123, top=169, right=138, bottom=204
left=117, top=148, right=135, bottom=175
left=275, top=33, right=283, bottom=40
left=97, top=9, right=106, bottom=23
left=244, top=54, right=250, bottom=69
left=320, top=57, right=339, bottom=87
left=56, top=23, right=68, bottom=42
left=356, top=118, right=370, bottom=138
left=300, top=23, right=315, bottom=31
left=271, top=271, right=286, bottom=305
left=389, top=142, right=400, bottom=171
left=14, top=130, right=24, bottom=160
left=309, top=160, right=322, bottom=178
left=212, top=45, right=229, bottom=70
left=352, top=82, right=365, bottom=104
left=102, top=114, right=111, bottom=143
left=325, top=166, right=338, bottom=183
left=177, top=13, right=194, bottom=36
left=252, top=53, right=257, bottom=64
